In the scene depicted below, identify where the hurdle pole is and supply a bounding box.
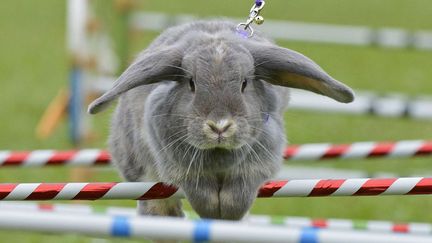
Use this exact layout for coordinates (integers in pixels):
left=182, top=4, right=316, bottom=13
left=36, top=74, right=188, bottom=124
left=0, top=210, right=431, bottom=242
left=0, top=140, right=431, bottom=167
left=289, top=89, right=432, bottom=120
left=0, top=177, right=432, bottom=201
left=0, top=202, right=431, bottom=235
left=283, top=140, right=432, bottom=161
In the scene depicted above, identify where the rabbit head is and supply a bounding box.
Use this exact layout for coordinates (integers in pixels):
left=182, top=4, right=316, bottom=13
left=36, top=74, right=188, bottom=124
left=88, top=32, right=353, bottom=154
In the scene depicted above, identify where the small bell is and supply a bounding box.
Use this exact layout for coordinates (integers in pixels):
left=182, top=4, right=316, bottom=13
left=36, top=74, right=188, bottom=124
left=254, top=16, right=264, bottom=25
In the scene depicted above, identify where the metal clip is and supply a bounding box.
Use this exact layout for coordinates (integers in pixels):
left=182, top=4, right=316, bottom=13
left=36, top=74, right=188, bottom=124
left=236, top=1, right=266, bottom=38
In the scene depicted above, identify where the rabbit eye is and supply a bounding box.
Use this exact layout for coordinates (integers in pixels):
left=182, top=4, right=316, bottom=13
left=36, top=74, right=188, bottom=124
left=241, top=79, right=248, bottom=92
left=189, top=79, right=195, bottom=92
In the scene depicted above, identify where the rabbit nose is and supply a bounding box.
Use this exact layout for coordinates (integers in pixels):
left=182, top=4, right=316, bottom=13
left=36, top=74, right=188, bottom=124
left=205, top=119, right=235, bottom=135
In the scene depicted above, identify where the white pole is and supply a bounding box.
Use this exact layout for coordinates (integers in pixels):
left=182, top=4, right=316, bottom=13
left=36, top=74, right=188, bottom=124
left=0, top=211, right=431, bottom=242
left=0, top=202, right=431, bottom=235
left=130, top=11, right=432, bottom=51
left=67, top=0, right=88, bottom=54
left=289, top=89, right=432, bottom=119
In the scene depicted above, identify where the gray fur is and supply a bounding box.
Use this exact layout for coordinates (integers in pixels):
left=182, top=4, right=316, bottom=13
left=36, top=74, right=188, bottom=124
left=88, top=20, right=354, bottom=220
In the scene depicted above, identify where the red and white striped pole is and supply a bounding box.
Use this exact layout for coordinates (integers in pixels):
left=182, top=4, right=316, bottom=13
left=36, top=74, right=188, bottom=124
left=284, top=140, right=432, bottom=161
left=0, top=140, right=431, bottom=167
left=0, top=177, right=431, bottom=201
left=0, top=149, right=110, bottom=166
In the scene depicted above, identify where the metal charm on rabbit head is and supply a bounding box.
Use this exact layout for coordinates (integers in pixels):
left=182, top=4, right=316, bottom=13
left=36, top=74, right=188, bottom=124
left=237, top=0, right=266, bottom=38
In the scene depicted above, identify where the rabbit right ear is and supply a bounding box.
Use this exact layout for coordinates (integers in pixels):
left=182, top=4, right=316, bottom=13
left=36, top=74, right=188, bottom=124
left=244, top=42, right=354, bottom=103
left=88, top=47, right=184, bottom=114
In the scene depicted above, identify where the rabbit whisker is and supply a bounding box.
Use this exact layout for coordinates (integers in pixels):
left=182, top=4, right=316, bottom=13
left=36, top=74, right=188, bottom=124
left=195, top=149, right=204, bottom=190
left=151, top=113, right=197, bottom=119
left=254, top=74, right=280, bottom=84
left=185, top=143, right=198, bottom=177
left=248, top=125, right=273, bottom=143
left=244, top=142, right=265, bottom=168
left=155, top=132, right=188, bottom=158
left=254, top=59, right=272, bottom=69
left=161, top=64, right=193, bottom=76
left=250, top=137, right=278, bottom=162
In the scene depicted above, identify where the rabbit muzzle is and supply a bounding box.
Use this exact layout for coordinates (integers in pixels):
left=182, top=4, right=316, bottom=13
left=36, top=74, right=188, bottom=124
left=202, top=118, right=238, bottom=148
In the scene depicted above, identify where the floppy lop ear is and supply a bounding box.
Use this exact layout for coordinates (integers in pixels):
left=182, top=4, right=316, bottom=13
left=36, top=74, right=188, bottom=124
left=245, top=43, right=354, bottom=103
left=88, top=47, right=184, bottom=114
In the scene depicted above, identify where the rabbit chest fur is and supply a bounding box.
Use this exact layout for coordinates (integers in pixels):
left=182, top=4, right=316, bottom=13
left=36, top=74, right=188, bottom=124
left=89, top=20, right=354, bottom=220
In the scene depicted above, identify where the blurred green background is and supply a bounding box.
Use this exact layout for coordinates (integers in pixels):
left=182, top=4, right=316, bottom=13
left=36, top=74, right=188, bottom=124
left=0, top=0, right=431, bottom=242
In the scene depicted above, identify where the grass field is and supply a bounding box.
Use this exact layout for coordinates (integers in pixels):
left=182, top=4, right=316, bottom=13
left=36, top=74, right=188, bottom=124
left=0, top=0, right=431, bottom=242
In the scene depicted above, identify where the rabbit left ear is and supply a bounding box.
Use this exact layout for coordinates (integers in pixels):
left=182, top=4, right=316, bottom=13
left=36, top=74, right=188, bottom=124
left=88, top=46, right=184, bottom=114
left=245, top=43, right=354, bottom=103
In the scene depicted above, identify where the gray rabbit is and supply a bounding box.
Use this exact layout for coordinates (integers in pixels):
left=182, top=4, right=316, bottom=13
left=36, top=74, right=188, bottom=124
left=88, top=20, right=354, bottom=220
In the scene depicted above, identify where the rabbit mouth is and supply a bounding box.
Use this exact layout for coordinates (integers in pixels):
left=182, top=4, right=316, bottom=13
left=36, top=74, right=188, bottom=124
left=188, top=137, right=245, bottom=150
left=184, top=129, right=247, bottom=150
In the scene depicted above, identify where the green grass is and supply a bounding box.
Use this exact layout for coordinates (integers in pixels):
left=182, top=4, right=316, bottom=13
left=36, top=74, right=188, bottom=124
left=0, top=0, right=431, bottom=242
